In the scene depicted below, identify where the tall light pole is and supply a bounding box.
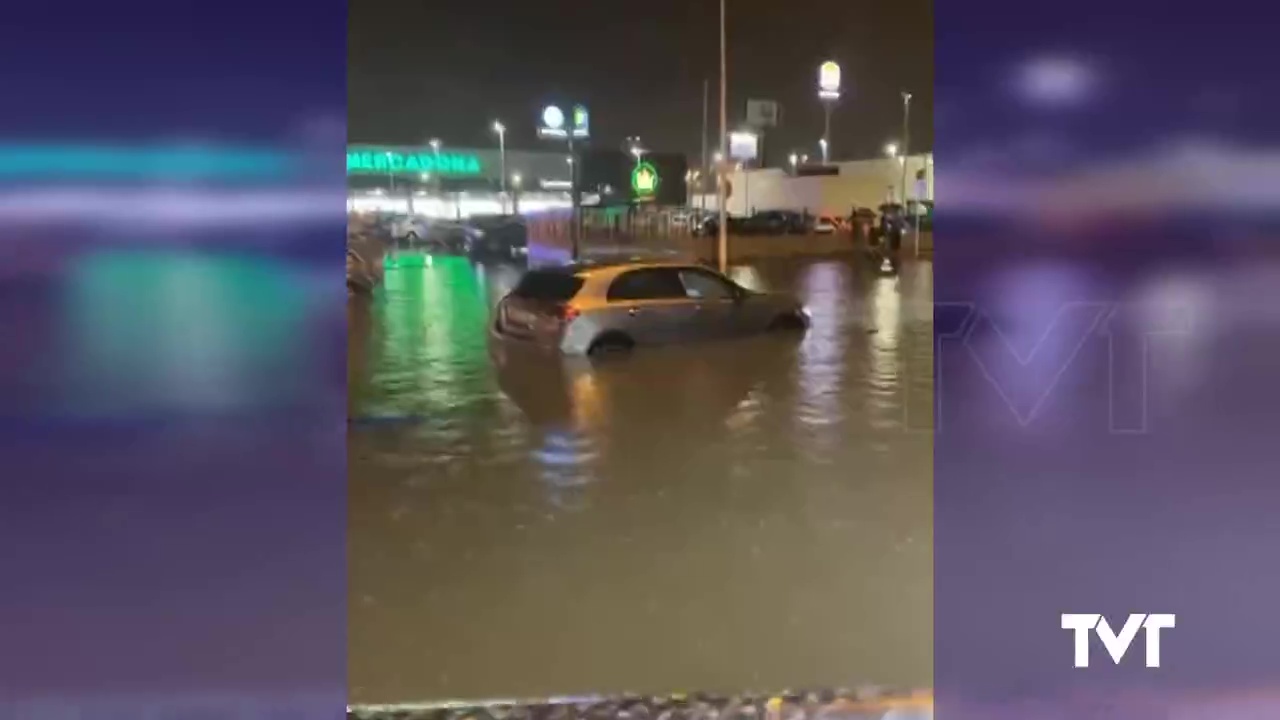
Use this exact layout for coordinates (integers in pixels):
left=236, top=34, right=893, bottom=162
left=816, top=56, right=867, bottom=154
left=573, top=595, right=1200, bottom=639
left=819, top=138, right=829, bottom=164
left=899, top=92, right=911, bottom=206
left=511, top=172, right=522, bottom=214
left=884, top=142, right=900, bottom=204
left=717, top=0, right=728, bottom=272
left=429, top=137, right=442, bottom=197
left=899, top=90, right=915, bottom=256
left=817, top=60, right=841, bottom=164
left=701, top=78, right=709, bottom=214
left=492, top=121, right=507, bottom=212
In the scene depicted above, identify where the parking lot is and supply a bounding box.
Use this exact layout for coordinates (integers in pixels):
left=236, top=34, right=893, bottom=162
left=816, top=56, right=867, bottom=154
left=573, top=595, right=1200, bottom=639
left=348, top=252, right=934, bottom=703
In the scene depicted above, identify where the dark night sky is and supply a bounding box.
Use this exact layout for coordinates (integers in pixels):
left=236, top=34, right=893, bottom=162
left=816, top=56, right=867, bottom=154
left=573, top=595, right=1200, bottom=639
left=348, top=0, right=932, bottom=164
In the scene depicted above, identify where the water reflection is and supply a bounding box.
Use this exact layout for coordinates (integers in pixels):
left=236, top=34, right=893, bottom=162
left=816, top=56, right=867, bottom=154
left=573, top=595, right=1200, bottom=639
left=62, top=250, right=314, bottom=416
left=349, top=255, right=934, bottom=703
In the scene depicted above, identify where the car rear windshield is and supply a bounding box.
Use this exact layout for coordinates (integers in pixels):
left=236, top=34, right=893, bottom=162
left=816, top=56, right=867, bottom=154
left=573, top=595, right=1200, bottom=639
left=511, top=271, right=584, bottom=302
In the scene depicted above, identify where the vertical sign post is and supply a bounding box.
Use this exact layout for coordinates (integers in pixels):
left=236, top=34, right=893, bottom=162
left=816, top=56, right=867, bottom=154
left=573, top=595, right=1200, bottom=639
left=538, top=103, right=590, bottom=260
left=817, top=61, right=842, bottom=163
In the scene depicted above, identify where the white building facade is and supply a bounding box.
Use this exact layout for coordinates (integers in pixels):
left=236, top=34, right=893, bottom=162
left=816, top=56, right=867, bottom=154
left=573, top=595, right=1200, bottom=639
left=695, top=154, right=933, bottom=216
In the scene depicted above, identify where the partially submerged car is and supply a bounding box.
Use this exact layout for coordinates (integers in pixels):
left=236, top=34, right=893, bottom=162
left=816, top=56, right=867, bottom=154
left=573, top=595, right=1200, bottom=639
left=490, top=260, right=809, bottom=356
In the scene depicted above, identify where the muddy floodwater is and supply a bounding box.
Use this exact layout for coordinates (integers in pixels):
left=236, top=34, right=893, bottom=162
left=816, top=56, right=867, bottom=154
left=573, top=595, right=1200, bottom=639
left=348, top=253, right=934, bottom=704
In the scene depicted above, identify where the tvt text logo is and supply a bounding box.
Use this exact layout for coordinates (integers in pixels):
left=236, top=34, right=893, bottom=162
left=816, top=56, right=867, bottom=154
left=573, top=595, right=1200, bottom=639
left=1061, top=613, right=1176, bottom=668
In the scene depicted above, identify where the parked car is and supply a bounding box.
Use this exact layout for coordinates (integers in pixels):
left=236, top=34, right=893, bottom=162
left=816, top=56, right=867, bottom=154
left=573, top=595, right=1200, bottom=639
left=423, top=219, right=473, bottom=252
left=490, top=261, right=809, bottom=356
left=701, top=210, right=806, bottom=236
left=464, top=213, right=528, bottom=259
left=670, top=208, right=708, bottom=233
left=744, top=210, right=807, bottom=235
left=814, top=215, right=842, bottom=234
left=389, top=215, right=432, bottom=243
left=697, top=213, right=749, bottom=237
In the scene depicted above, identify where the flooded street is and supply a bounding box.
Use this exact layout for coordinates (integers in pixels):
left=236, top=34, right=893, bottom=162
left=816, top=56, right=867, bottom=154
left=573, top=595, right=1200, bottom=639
left=348, top=253, right=934, bottom=704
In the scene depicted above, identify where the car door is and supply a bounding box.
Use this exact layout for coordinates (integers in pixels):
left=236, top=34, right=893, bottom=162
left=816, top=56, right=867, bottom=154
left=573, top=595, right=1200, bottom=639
left=676, top=266, right=748, bottom=339
left=604, top=268, right=700, bottom=345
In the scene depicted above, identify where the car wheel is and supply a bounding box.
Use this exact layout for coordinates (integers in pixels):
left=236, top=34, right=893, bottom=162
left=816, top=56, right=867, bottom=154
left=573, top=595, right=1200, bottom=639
left=588, top=332, right=635, bottom=357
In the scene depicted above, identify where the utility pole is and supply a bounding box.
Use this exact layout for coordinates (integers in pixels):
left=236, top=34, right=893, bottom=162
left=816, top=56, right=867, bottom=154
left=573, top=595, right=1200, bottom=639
left=717, top=0, right=728, bottom=272
left=900, top=90, right=914, bottom=257
left=701, top=77, right=709, bottom=214
left=569, top=136, right=579, bottom=261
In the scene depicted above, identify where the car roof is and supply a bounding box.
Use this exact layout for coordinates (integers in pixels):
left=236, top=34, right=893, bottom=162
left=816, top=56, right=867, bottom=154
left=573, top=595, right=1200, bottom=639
left=527, top=259, right=712, bottom=278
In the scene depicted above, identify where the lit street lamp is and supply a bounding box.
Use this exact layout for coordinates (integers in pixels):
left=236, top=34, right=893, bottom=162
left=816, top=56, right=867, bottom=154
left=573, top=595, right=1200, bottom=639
left=788, top=152, right=798, bottom=172
left=492, top=121, right=507, bottom=210
left=884, top=141, right=899, bottom=158
left=627, top=136, right=646, bottom=167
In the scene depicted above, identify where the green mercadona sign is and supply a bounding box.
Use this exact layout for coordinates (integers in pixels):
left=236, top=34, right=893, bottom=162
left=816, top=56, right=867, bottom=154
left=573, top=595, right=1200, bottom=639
left=347, top=148, right=482, bottom=177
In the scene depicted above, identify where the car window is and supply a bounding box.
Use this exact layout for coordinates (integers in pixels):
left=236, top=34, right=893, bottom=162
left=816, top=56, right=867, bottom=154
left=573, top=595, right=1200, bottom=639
left=511, top=271, right=584, bottom=302
left=606, top=268, right=688, bottom=301
left=678, top=268, right=736, bottom=300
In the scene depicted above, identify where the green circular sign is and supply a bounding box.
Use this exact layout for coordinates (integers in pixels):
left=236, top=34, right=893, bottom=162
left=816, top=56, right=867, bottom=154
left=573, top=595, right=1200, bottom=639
left=631, top=161, right=659, bottom=198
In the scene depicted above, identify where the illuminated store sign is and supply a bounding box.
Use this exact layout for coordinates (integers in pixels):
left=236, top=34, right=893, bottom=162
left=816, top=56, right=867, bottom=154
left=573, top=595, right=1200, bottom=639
left=538, top=103, right=590, bottom=139
left=347, top=150, right=482, bottom=176
left=631, top=161, right=659, bottom=198
left=818, top=60, right=842, bottom=100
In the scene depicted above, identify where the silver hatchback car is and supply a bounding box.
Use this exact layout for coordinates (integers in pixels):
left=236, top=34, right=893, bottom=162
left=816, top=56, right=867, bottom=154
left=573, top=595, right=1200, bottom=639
left=491, top=261, right=809, bottom=356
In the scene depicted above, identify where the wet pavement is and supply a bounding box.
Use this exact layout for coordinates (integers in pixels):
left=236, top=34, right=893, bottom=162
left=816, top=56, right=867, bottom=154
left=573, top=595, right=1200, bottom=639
left=348, top=252, right=934, bottom=704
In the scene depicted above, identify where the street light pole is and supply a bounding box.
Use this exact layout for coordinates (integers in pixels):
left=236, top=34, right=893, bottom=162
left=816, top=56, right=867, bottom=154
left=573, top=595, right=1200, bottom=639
left=899, top=92, right=911, bottom=205
left=717, top=0, right=728, bottom=273
left=701, top=78, right=709, bottom=213
left=899, top=91, right=915, bottom=257
left=429, top=137, right=442, bottom=204
left=568, top=137, right=579, bottom=261
left=493, top=121, right=507, bottom=213
left=822, top=102, right=832, bottom=162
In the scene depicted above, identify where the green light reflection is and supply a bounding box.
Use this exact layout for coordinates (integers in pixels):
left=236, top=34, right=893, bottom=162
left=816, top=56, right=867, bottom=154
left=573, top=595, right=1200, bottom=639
left=356, top=254, right=492, bottom=419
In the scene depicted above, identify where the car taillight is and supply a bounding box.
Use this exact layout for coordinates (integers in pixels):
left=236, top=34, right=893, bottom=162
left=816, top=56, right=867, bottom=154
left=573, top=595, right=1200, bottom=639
left=556, top=304, right=580, bottom=323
